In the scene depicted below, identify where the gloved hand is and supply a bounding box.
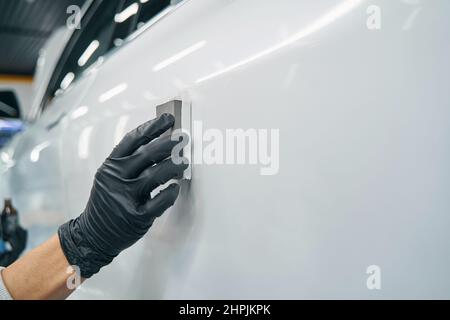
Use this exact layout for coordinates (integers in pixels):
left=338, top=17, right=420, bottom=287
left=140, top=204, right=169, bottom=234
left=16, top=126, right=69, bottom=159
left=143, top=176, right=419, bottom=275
left=58, top=114, right=188, bottom=278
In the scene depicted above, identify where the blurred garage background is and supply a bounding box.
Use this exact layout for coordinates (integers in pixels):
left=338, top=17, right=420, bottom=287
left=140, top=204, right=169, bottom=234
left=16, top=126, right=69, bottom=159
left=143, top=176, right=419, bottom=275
left=0, top=0, right=85, bottom=148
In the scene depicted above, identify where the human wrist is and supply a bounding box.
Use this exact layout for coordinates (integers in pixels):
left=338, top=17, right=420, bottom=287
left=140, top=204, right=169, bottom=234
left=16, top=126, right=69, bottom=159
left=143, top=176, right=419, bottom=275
left=58, top=218, right=115, bottom=279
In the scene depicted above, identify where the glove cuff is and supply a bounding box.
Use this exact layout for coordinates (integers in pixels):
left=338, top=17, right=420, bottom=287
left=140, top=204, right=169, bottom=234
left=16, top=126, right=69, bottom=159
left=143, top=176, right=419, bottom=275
left=58, top=218, right=115, bottom=279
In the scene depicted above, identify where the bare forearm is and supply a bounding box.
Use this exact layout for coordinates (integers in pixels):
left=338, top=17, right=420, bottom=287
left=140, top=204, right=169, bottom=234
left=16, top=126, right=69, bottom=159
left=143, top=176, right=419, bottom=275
left=2, top=235, right=83, bottom=300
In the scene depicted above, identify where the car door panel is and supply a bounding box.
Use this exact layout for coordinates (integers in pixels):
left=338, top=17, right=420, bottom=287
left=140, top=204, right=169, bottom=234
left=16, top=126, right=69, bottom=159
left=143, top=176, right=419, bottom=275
left=2, top=0, right=450, bottom=299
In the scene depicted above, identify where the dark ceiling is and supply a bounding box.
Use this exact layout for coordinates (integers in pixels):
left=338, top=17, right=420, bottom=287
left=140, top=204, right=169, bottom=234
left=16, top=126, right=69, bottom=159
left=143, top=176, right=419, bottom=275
left=0, top=0, right=86, bottom=76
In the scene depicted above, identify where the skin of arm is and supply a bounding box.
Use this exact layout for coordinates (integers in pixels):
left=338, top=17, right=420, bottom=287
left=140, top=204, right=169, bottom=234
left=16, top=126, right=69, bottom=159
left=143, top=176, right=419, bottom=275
left=1, top=234, right=83, bottom=300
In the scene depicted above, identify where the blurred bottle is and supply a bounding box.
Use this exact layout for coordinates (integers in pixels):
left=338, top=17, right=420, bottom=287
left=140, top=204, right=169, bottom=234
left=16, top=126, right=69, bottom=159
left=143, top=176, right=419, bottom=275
left=0, top=212, right=5, bottom=254
left=1, top=199, right=19, bottom=241
left=0, top=199, right=27, bottom=266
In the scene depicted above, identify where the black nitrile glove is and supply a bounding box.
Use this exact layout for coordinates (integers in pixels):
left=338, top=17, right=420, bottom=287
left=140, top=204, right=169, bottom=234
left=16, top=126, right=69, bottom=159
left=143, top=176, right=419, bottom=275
left=58, top=114, right=187, bottom=278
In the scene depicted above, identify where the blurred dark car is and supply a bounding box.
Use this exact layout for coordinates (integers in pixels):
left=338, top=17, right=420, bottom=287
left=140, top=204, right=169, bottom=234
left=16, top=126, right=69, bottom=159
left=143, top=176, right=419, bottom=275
left=0, top=90, right=23, bottom=149
left=0, top=119, right=23, bottom=149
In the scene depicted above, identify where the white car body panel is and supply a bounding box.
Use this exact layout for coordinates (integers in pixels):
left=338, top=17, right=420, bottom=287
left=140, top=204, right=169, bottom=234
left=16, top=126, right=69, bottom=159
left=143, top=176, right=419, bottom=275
left=28, top=28, right=72, bottom=122
left=1, top=0, right=450, bottom=299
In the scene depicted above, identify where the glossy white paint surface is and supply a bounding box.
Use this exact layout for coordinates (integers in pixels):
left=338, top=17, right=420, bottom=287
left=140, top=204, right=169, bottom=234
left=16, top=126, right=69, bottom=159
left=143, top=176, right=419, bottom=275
left=1, top=0, right=450, bottom=299
left=28, top=28, right=72, bottom=121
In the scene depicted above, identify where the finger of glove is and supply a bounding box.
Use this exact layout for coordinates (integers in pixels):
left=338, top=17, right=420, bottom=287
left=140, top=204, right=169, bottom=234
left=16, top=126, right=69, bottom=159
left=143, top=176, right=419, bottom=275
left=140, top=184, right=180, bottom=218
left=125, top=135, right=181, bottom=178
left=110, top=114, right=175, bottom=158
left=136, top=159, right=188, bottom=201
